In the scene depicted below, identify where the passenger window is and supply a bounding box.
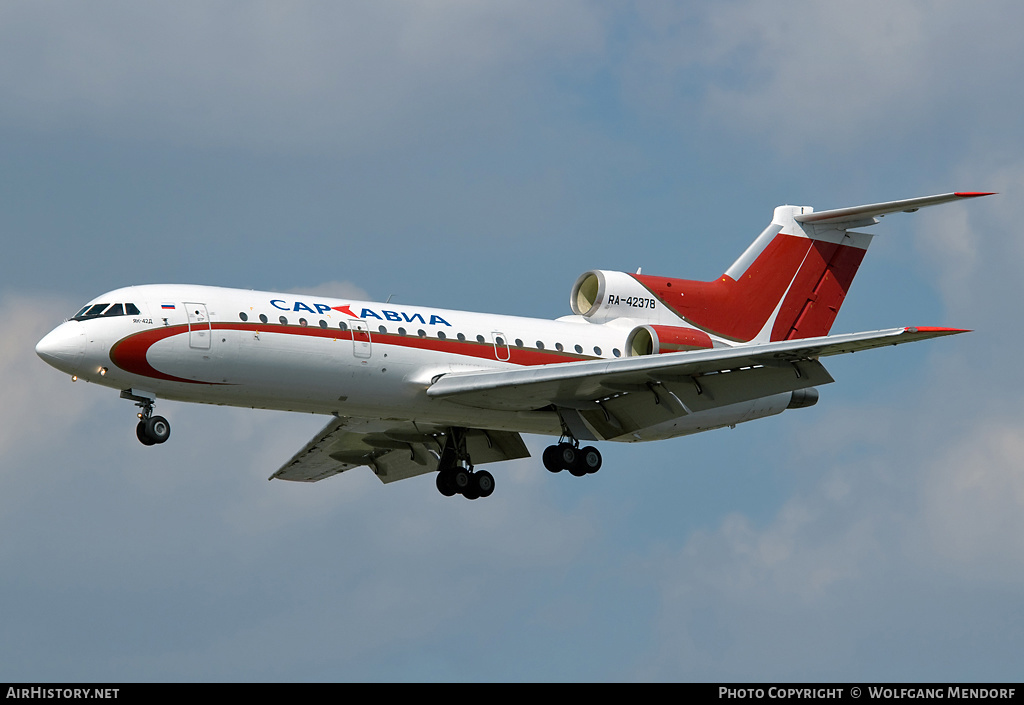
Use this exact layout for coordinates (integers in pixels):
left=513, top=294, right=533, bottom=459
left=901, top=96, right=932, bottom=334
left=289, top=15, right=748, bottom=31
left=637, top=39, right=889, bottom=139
left=279, top=316, right=288, bottom=325
left=476, top=335, right=485, bottom=344
left=457, top=333, right=466, bottom=342
left=555, top=343, right=564, bottom=352
left=437, top=331, right=446, bottom=340
left=299, top=318, right=308, bottom=327
left=594, top=346, right=602, bottom=356
left=398, top=327, right=407, bottom=336
left=378, top=325, right=387, bottom=334
left=259, top=314, right=269, bottom=324
left=536, top=341, right=544, bottom=350
left=339, top=322, right=348, bottom=331
left=515, top=339, right=523, bottom=347
left=574, top=344, right=583, bottom=354
left=613, top=348, right=621, bottom=357
left=239, top=312, right=249, bottom=322
left=319, top=320, right=328, bottom=329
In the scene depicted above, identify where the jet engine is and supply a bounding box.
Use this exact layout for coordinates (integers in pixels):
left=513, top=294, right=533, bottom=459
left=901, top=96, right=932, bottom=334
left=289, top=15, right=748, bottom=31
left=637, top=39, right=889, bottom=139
left=570, top=270, right=666, bottom=324
left=624, top=324, right=714, bottom=356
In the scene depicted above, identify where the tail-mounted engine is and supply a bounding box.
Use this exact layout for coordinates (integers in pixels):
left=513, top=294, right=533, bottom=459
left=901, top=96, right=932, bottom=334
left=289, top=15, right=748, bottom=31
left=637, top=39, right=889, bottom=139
left=570, top=270, right=677, bottom=325
left=624, top=324, right=714, bottom=356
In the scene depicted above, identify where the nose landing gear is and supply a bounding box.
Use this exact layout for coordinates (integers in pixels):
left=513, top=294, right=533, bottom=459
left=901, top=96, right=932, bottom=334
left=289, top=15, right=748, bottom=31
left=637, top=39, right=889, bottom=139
left=136, top=415, right=171, bottom=446
left=122, top=390, right=171, bottom=446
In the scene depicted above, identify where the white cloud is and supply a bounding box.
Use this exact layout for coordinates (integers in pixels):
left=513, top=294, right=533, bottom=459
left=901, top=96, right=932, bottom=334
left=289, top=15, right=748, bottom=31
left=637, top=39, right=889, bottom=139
left=612, top=1, right=1024, bottom=157
left=5, top=1, right=1024, bottom=163
left=915, top=422, right=1024, bottom=581
left=0, top=1, right=605, bottom=153
left=0, top=294, right=97, bottom=459
left=917, top=165, right=1024, bottom=317
left=635, top=390, right=1024, bottom=679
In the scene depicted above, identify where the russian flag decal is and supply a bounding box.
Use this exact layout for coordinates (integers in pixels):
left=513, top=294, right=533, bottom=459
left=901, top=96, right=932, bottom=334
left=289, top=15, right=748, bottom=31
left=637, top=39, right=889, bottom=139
left=161, top=303, right=176, bottom=310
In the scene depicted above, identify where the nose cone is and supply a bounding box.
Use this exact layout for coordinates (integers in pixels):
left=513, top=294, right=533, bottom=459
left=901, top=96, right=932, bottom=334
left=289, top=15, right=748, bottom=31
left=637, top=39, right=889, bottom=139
left=36, top=322, right=86, bottom=375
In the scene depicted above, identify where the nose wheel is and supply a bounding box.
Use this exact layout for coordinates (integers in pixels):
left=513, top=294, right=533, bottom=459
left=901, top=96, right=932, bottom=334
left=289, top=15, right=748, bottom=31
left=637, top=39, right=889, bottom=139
left=122, top=390, right=171, bottom=446
left=136, top=415, right=171, bottom=445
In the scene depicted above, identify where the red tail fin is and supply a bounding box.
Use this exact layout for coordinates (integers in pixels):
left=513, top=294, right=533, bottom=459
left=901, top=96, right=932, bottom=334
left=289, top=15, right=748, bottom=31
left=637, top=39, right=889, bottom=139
left=633, top=193, right=991, bottom=343
left=634, top=206, right=872, bottom=342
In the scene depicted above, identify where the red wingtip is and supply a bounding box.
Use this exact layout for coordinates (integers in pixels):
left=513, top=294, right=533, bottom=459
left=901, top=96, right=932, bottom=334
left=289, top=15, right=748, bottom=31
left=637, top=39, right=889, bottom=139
left=904, top=326, right=972, bottom=334
left=954, top=192, right=997, bottom=198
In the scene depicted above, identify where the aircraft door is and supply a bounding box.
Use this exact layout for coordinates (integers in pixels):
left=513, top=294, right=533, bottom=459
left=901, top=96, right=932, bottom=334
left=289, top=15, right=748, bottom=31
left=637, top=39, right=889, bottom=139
left=351, top=319, right=371, bottom=358
left=185, top=303, right=211, bottom=350
left=491, top=331, right=510, bottom=361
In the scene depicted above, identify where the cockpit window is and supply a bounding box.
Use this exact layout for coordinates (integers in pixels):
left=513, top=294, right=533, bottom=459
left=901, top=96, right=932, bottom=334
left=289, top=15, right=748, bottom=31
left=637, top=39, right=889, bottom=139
left=72, top=302, right=141, bottom=320
left=82, top=303, right=109, bottom=318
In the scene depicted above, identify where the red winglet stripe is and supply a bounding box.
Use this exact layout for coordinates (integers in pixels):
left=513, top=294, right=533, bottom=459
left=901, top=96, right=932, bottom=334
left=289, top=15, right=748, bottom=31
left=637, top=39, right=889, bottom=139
left=904, top=326, right=972, bottom=334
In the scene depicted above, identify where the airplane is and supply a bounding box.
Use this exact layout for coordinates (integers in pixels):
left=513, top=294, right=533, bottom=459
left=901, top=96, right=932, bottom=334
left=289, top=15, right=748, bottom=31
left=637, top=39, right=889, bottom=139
left=35, top=192, right=991, bottom=500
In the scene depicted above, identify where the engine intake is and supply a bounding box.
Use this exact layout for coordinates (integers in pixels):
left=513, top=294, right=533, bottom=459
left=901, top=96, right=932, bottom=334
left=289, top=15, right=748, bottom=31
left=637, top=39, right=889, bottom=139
left=570, top=271, right=606, bottom=317
left=625, top=325, right=714, bottom=356
left=569, top=270, right=667, bottom=324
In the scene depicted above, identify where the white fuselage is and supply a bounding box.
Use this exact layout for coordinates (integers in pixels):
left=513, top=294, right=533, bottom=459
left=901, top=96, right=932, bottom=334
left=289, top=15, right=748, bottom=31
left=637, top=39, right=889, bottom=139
left=36, top=283, right=793, bottom=443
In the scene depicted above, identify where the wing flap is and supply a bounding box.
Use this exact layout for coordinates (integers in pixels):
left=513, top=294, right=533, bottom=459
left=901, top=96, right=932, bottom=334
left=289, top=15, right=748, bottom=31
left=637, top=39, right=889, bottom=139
left=270, top=417, right=361, bottom=483
left=426, top=327, right=967, bottom=414
left=270, top=418, right=529, bottom=484
left=550, top=360, right=833, bottom=440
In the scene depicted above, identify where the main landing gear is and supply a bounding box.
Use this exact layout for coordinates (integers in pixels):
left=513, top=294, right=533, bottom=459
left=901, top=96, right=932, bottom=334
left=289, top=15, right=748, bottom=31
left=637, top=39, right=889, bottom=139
left=122, top=390, right=171, bottom=446
left=436, top=465, right=495, bottom=500
left=542, top=439, right=602, bottom=477
left=434, top=428, right=604, bottom=499
left=435, top=428, right=495, bottom=500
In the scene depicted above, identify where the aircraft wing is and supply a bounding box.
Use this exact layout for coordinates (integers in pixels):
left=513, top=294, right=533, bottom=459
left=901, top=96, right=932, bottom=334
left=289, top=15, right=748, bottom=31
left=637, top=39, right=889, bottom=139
left=426, top=327, right=967, bottom=437
left=269, top=417, right=529, bottom=484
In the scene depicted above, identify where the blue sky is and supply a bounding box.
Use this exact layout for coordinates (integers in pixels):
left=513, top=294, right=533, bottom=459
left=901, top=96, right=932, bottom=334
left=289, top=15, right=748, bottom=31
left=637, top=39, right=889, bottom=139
left=2, top=1, right=1023, bottom=682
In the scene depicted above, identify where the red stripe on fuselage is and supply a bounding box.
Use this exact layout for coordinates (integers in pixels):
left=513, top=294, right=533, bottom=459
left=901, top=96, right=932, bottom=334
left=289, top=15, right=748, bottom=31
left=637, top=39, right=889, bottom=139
left=109, top=322, right=595, bottom=383
left=109, top=325, right=224, bottom=384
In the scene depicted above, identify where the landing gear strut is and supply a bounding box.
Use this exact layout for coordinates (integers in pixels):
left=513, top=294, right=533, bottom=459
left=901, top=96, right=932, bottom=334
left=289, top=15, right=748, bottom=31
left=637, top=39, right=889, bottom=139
left=122, top=390, right=171, bottom=446
left=435, top=428, right=495, bottom=500
left=542, top=438, right=602, bottom=477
